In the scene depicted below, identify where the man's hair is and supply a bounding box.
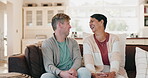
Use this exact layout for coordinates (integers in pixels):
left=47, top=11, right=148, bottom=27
left=51, top=13, right=71, bottom=31
left=90, top=14, right=107, bottom=30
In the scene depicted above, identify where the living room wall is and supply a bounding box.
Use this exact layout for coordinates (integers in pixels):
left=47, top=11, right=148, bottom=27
left=7, top=0, right=23, bottom=56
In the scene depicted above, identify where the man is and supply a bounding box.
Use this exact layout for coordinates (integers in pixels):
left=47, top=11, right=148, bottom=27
left=41, top=13, right=83, bottom=78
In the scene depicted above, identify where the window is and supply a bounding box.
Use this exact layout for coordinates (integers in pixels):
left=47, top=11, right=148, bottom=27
left=67, top=0, right=140, bottom=37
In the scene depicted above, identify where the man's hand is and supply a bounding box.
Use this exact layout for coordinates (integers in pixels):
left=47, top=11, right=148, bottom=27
left=68, top=68, right=78, bottom=77
left=59, top=71, right=76, bottom=78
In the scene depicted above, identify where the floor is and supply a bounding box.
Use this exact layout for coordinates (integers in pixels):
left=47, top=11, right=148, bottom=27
left=0, top=60, right=8, bottom=73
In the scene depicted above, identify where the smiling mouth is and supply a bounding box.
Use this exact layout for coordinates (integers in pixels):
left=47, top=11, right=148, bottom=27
left=90, top=26, right=94, bottom=30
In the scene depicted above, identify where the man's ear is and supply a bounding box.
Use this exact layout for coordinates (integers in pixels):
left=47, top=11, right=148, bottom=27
left=57, top=22, right=63, bottom=28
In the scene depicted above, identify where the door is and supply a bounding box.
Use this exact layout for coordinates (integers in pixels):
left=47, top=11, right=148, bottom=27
left=0, top=1, right=6, bottom=60
left=0, top=10, right=4, bottom=60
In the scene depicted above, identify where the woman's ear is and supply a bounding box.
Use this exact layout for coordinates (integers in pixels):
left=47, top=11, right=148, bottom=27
left=100, top=20, right=104, bottom=25
left=100, top=20, right=104, bottom=24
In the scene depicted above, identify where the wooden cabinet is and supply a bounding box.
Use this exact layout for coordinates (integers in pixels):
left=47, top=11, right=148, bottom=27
left=23, top=7, right=65, bottom=39
left=22, top=7, right=65, bottom=53
left=126, top=39, right=145, bottom=45
left=144, top=39, right=148, bottom=45
left=126, top=38, right=148, bottom=45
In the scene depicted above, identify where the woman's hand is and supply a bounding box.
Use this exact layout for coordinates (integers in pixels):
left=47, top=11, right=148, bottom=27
left=106, top=71, right=116, bottom=78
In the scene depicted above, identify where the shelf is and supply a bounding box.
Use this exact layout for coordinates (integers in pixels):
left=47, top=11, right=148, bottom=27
left=144, top=14, right=148, bottom=16
left=144, top=4, right=148, bottom=6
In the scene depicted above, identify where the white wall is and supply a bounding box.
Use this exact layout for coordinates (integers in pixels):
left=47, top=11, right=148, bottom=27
left=7, top=0, right=23, bottom=56
left=0, top=0, right=6, bottom=4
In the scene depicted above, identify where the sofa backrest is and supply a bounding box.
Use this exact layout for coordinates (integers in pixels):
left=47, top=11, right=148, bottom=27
left=125, top=45, right=148, bottom=71
left=25, top=43, right=148, bottom=78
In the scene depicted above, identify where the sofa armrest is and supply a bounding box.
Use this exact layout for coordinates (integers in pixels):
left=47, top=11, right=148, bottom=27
left=8, top=54, right=30, bottom=75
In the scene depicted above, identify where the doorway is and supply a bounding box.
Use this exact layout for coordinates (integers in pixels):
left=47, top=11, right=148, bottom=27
left=4, top=11, right=7, bottom=57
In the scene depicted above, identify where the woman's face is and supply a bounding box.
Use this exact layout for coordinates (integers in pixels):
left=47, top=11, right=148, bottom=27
left=89, top=17, right=104, bottom=33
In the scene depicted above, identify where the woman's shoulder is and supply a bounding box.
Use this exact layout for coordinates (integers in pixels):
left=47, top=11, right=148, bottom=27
left=83, top=34, right=94, bottom=41
left=109, top=33, right=120, bottom=41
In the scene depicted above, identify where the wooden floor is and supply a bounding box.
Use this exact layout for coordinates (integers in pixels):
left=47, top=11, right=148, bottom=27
left=0, top=60, right=8, bottom=73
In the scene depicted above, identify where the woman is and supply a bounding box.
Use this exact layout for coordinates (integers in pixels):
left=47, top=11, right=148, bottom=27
left=83, top=14, right=128, bottom=78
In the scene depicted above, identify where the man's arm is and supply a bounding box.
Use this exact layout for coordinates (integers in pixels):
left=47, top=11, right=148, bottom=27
left=70, top=40, right=82, bottom=70
left=41, top=40, right=61, bottom=76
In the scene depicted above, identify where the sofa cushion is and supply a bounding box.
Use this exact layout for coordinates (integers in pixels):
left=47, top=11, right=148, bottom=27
left=8, top=54, right=30, bottom=75
left=135, top=47, right=148, bottom=78
left=25, top=44, right=45, bottom=78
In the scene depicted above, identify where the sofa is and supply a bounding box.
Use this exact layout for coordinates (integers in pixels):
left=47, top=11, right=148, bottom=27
left=8, top=44, right=148, bottom=78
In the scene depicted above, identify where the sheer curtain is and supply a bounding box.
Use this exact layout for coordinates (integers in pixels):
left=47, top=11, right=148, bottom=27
left=67, top=0, right=140, bottom=37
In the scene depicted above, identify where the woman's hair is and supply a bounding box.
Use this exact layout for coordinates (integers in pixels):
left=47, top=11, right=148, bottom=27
left=51, top=13, right=71, bottom=31
left=91, top=14, right=107, bottom=30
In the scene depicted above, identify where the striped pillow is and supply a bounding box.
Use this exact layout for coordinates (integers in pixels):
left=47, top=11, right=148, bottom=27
left=135, top=47, right=148, bottom=78
left=0, top=72, right=32, bottom=78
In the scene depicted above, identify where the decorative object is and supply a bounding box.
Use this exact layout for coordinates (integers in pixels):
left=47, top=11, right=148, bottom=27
left=54, top=3, right=63, bottom=6
left=24, top=3, right=37, bottom=7
left=41, top=3, right=52, bottom=7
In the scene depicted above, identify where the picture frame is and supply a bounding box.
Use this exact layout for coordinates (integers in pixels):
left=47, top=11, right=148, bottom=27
left=145, top=19, right=148, bottom=26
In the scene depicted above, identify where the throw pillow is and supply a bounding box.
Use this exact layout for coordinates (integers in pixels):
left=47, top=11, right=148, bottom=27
left=25, top=44, right=45, bottom=78
left=135, top=47, right=148, bottom=78
left=0, top=72, right=32, bottom=78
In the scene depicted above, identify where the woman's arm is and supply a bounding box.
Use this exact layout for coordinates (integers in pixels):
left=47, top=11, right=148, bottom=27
left=110, top=37, right=121, bottom=73
left=83, top=42, right=96, bottom=73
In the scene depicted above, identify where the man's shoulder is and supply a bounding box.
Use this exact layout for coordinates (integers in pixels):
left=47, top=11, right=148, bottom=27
left=66, top=37, right=79, bottom=45
left=67, top=37, right=77, bottom=42
left=42, top=37, right=56, bottom=46
left=43, top=37, right=53, bottom=42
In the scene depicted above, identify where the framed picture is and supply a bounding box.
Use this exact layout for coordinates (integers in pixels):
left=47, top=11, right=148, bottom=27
left=145, top=16, right=148, bottom=26
left=145, top=19, right=148, bottom=26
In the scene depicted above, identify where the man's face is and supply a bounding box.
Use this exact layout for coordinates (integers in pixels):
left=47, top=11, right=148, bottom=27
left=61, top=20, right=71, bottom=36
left=89, top=18, right=104, bottom=33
